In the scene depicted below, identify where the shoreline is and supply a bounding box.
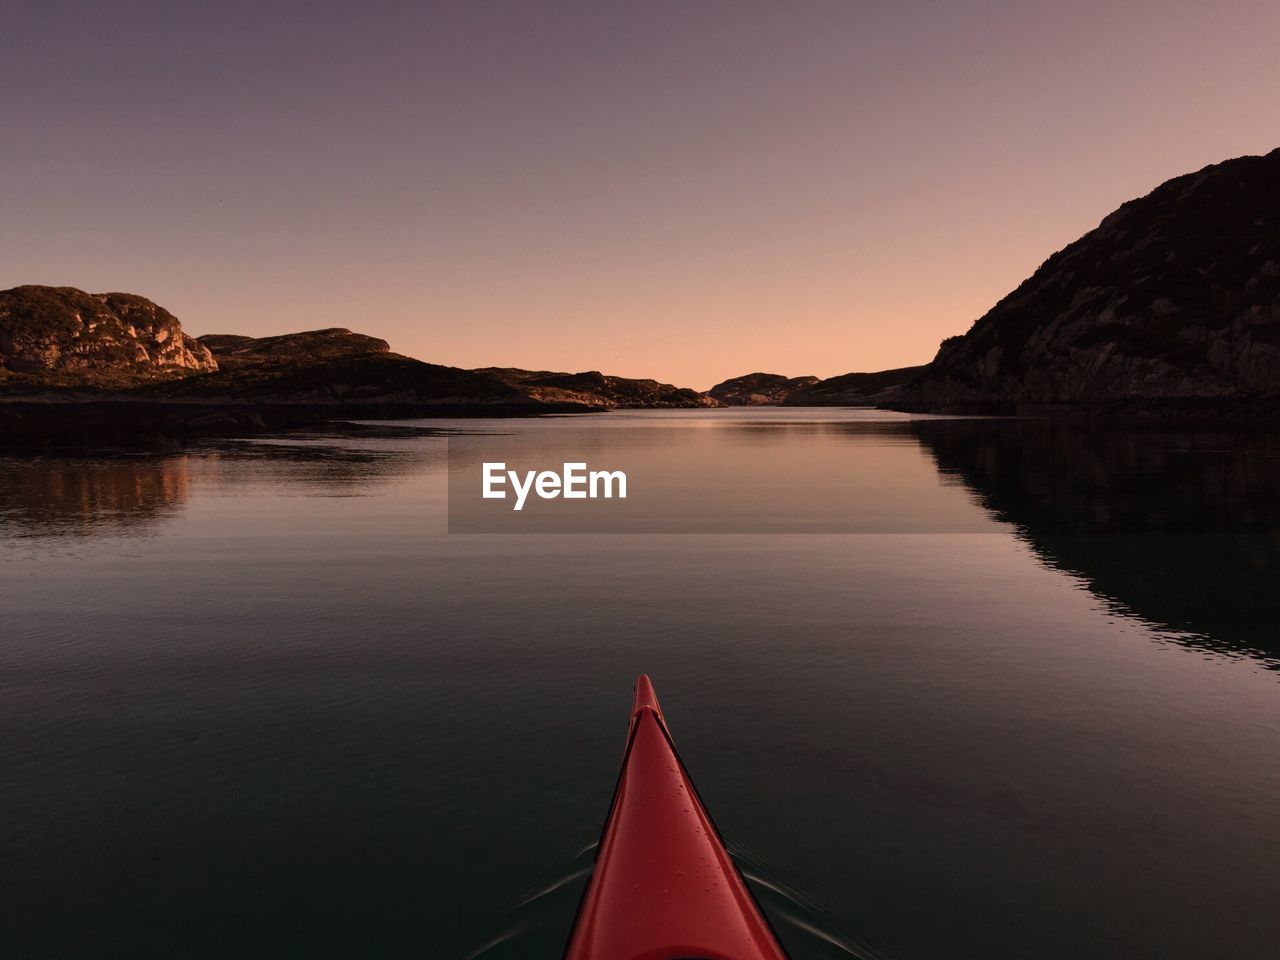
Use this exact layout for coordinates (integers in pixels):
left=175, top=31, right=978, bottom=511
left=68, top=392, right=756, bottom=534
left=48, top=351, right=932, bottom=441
left=884, top=395, right=1280, bottom=422
left=0, top=397, right=600, bottom=453
left=6, top=394, right=1280, bottom=454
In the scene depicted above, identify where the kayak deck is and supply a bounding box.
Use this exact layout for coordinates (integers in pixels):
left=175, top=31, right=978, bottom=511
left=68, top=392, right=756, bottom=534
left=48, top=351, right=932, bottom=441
left=564, top=675, right=788, bottom=960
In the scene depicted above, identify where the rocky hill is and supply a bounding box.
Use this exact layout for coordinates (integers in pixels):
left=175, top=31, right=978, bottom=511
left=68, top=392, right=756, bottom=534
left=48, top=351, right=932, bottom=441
left=708, top=372, right=820, bottom=405
left=199, top=329, right=390, bottom=369
left=897, top=148, right=1280, bottom=411
left=147, top=353, right=530, bottom=408
left=0, top=286, right=715, bottom=415
left=0, top=286, right=216, bottom=386
left=785, top=365, right=926, bottom=405
left=155, top=357, right=718, bottom=411
left=708, top=366, right=924, bottom=406
left=475, top=367, right=720, bottom=408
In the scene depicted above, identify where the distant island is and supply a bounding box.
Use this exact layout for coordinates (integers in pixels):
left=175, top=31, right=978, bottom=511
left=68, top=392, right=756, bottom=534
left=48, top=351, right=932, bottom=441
left=707, top=367, right=927, bottom=407
left=2, top=147, right=1278, bottom=448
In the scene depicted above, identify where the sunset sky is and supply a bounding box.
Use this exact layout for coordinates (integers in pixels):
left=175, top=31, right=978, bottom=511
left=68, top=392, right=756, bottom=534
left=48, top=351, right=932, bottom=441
left=3, top=1, right=1278, bottom=389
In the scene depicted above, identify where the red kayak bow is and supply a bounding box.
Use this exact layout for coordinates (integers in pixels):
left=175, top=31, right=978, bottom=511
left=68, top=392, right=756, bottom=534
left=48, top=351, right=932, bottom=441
left=564, top=675, right=789, bottom=960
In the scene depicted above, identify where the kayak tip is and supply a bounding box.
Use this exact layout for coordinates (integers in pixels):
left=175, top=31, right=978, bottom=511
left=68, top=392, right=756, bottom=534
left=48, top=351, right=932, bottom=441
left=631, top=673, right=663, bottom=717
left=566, top=675, right=791, bottom=960
left=629, top=674, right=667, bottom=739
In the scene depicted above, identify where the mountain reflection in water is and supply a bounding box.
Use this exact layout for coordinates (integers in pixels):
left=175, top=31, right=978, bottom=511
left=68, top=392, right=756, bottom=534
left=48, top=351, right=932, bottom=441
left=4, top=411, right=1278, bottom=960
left=0, top=438, right=435, bottom=538
left=911, top=419, right=1280, bottom=667
left=0, top=456, right=193, bottom=537
left=4, top=420, right=1280, bottom=671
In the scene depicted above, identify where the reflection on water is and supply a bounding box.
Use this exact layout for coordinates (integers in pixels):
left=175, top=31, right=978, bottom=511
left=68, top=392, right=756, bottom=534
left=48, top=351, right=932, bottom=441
left=196, top=438, right=437, bottom=494
left=0, top=437, right=437, bottom=539
left=3, top=411, right=1279, bottom=960
left=447, top=419, right=989, bottom=533
left=0, top=456, right=192, bottom=537
left=15, top=419, right=1272, bottom=669
left=912, top=419, right=1280, bottom=667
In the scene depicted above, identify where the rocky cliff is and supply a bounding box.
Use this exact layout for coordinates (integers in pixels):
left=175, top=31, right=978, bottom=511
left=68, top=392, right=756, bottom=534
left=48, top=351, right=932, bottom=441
left=0, top=286, right=216, bottom=385
left=897, top=148, right=1280, bottom=410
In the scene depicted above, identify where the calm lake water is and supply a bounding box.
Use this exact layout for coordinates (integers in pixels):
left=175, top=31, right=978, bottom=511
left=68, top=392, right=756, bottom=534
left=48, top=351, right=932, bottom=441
left=3, top=408, right=1279, bottom=959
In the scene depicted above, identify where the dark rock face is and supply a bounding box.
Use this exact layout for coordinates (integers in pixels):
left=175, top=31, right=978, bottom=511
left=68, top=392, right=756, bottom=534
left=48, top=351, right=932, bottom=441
left=785, top=365, right=926, bottom=405
left=198, top=329, right=390, bottom=370
left=474, top=367, right=721, bottom=408
left=899, top=148, right=1280, bottom=409
left=164, top=359, right=715, bottom=410
left=0, top=286, right=217, bottom=384
left=149, top=354, right=530, bottom=407
left=708, top=372, right=820, bottom=405
left=707, top=367, right=925, bottom=405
